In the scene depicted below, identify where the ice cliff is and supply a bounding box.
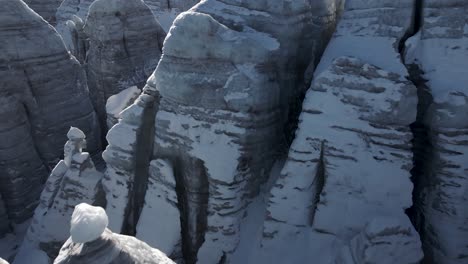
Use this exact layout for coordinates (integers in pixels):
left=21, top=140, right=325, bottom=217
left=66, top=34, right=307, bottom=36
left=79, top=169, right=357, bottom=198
left=0, top=0, right=100, bottom=236
left=23, top=0, right=63, bottom=23
left=1, top=0, right=468, bottom=263
left=83, top=0, right=166, bottom=128
left=144, top=0, right=200, bottom=30
left=405, top=1, right=468, bottom=263
left=262, top=0, right=424, bottom=262
left=102, top=0, right=342, bottom=263
left=56, top=0, right=166, bottom=131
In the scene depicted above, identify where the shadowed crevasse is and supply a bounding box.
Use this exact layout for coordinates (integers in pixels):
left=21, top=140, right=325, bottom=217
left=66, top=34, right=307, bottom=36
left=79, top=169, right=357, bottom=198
left=399, top=0, right=435, bottom=262
left=121, top=99, right=157, bottom=236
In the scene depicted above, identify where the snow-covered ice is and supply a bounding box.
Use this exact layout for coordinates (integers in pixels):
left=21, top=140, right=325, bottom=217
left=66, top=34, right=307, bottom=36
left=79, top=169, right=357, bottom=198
left=70, top=203, right=108, bottom=243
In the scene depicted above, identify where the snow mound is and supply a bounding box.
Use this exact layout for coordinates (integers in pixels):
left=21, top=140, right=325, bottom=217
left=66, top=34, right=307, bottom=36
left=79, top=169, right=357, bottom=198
left=67, top=127, right=86, bottom=140
left=106, top=86, right=141, bottom=117
left=70, top=203, right=108, bottom=243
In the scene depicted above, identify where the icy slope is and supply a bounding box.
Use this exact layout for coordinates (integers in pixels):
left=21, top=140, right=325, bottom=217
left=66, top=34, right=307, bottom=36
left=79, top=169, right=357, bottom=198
left=262, top=0, right=424, bottom=262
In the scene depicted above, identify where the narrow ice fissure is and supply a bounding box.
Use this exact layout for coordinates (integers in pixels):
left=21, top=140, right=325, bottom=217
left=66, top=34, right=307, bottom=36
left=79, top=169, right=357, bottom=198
left=399, top=1, right=435, bottom=262
left=310, top=141, right=326, bottom=226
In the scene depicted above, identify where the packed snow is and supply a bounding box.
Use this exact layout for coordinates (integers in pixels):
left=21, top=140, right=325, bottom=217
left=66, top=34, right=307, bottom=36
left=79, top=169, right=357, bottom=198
left=136, top=159, right=181, bottom=255
left=70, top=203, right=108, bottom=243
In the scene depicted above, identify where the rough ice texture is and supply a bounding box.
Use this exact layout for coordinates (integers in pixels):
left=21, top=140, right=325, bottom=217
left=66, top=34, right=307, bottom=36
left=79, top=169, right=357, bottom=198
left=144, top=0, right=200, bottom=31
left=143, top=1, right=342, bottom=262
left=315, top=0, right=414, bottom=76
left=23, top=0, right=63, bottom=24
left=102, top=0, right=341, bottom=262
left=404, top=1, right=468, bottom=263
left=55, top=0, right=165, bottom=130
left=14, top=128, right=103, bottom=263
left=0, top=0, right=101, bottom=227
left=136, top=159, right=181, bottom=258
left=336, top=216, right=422, bottom=264
left=56, top=0, right=198, bottom=37
left=55, top=0, right=95, bottom=52
left=262, top=56, right=422, bottom=263
left=262, top=1, right=423, bottom=262
left=70, top=204, right=108, bottom=243
left=56, top=0, right=94, bottom=25
left=0, top=97, right=47, bottom=225
left=80, top=0, right=165, bottom=128
left=106, top=86, right=141, bottom=129
left=102, top=93, right=157, bottom=233
left=54, top=205, right=175, bottom=264
left=144, top=0, right=198, bottom=13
